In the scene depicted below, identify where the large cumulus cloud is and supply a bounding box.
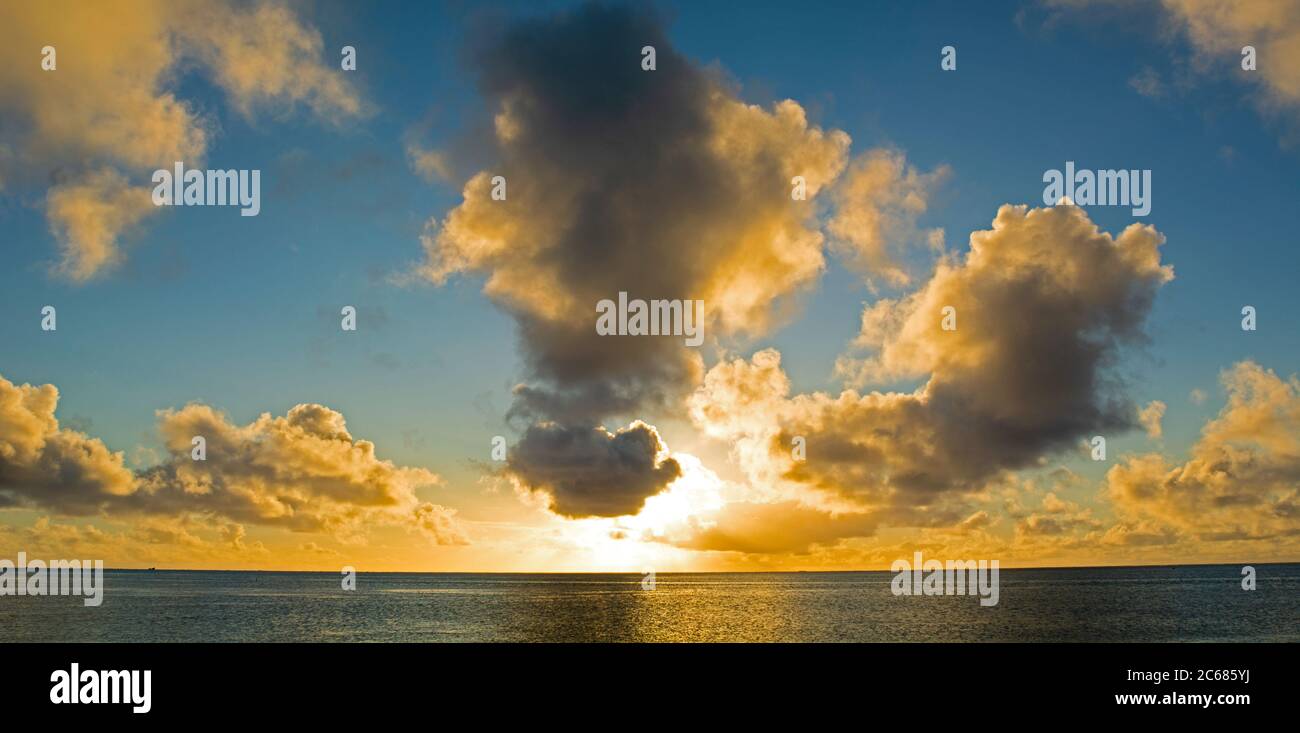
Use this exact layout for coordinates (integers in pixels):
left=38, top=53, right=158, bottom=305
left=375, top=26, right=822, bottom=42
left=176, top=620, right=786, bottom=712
left=410, top=4, right=941, bottom=517
left=686, top=204, right=1173, bottom=548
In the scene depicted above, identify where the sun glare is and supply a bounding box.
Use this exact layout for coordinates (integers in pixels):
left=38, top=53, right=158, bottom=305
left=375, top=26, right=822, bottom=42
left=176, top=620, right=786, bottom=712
left=556, top=453, right=726, bottom=570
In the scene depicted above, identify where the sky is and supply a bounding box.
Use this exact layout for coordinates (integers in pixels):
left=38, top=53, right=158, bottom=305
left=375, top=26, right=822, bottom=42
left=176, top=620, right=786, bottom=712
left=0, top=0, right=1298, bottom=571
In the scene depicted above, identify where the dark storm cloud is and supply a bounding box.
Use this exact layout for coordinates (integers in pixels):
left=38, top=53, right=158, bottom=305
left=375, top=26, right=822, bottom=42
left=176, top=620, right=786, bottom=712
left=415, top=3, right=852, bottom=516
left=508, top=420, right=681, bottom=518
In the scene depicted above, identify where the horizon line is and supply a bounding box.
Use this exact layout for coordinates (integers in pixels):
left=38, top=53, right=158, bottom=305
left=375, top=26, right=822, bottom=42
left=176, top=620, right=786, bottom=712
left=78, top=560, right=1300, bottom=574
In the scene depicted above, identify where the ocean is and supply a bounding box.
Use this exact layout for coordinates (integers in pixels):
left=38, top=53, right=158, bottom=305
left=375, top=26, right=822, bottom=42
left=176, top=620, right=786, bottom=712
left=4, top=563, right=1297, bottom=642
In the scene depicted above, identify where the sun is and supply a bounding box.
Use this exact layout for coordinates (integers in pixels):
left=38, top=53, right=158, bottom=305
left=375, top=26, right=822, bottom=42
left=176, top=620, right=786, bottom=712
left=555, top=453, right=726, bottom=570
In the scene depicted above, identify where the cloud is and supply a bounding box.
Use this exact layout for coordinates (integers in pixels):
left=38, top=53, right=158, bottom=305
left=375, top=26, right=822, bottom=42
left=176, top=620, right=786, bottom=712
left=838, top=203, right=1172, bottom=388
left=827, top=149, right=948, bottom=287
left=0, top=372, right=465, bottom=545
left=1016, top=493, right=1102, bottom=536
left=133, top=402, right=466, bottom=545
left=411, top=502, right=470, bottom=546
left=507, top=421, right=681, bottom=518
left=407, top=144, right=455, bottom=183
left=1138, top=399, right=1167, bottom=439
left=1128, top=66, right=1167, bottom=98
left=666, top=500, right=878, bottom=554
left=45, top=170, right=155, bottom=281
left=1100, top=520, right=1181, bottom=546
left=0, top=515, right=270, bottom=566
left=0, top=374, right=136, bottom=510
left=1159, top=0, right=1300, bottom=110
left=1107, top=361, right=1300, bottom=541
left=408, top=4, right=929, bottom=518
left=0, top=0, right=363, bottom=280
left=686, top=204, right=1173, bottom=549
left=412, top=4, right=849, bottom=427
left=175, top=2, right=364, bottom=121
left=1048, top=1, right=1300, bottom=125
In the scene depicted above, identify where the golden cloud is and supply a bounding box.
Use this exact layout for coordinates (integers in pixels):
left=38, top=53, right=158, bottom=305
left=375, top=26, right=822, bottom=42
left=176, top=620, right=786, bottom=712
left=1046, top=0, right=1300, bottom=122
left=685, top=204, right=1173, bottom=551
left=0, top=374, right=136, bottom=508
left=827, top=149, right=948, bottom=287
left=1161, top=0, right=1300, bottom=110
left=0, top=372, right=465, bottom=545
left=1107, top=361, right=1300, bottom=541
left=45, top=169, right=155, bottom=281
left=0, top=0, right=363, bottom=280
left=665, top=500, right=878, bottom=555
left=1138, top=399, right=1167, bottom=440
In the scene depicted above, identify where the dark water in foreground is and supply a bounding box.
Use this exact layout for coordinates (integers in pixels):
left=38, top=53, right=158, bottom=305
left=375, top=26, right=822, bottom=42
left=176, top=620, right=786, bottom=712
left=4, top=564, right=1296, bottom=642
